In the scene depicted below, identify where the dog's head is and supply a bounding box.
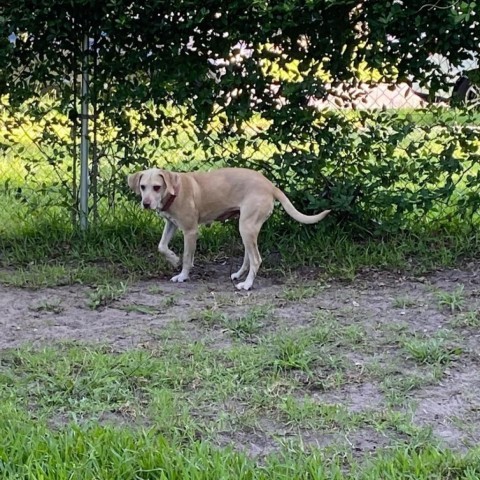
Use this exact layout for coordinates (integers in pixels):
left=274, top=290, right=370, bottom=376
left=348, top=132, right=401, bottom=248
left=127, top=168, right=178, bottom=211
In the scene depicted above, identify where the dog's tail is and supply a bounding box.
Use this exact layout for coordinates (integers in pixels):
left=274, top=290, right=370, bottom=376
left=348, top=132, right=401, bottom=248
left=274, top=188, right=331, bottom=224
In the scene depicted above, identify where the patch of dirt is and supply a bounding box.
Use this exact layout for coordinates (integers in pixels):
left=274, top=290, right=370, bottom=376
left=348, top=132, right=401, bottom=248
left=315, top=383, right=386, bottom=413
left=2, top=262, right=480, bottom=455
left=413, top=369, right=480, bottom=449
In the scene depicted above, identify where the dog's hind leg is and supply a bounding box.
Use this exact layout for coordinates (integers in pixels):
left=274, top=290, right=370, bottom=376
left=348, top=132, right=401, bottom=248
left=235, top=221, right=262, bottom=290
left=235, top=200, right=272, bottom=290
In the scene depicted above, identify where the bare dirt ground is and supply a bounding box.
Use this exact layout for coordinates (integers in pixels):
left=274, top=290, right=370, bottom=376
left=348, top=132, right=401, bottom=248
left=1, top=262, right=480, bottom=455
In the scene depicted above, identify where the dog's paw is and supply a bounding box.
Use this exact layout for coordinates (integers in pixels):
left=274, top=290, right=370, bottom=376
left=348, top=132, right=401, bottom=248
left=171, top=272, right=189, bottom=283
left=231, top=272, right=242, bottom=281
left=159, top=248, right=180, bottom=267
left=168, top=255, right=181, bottom=268
left=235, top=281, right=253, bottom=291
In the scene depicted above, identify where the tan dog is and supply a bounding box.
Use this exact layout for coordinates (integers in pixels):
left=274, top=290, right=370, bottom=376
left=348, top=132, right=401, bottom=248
left=128, top=167, right=330, bottom=290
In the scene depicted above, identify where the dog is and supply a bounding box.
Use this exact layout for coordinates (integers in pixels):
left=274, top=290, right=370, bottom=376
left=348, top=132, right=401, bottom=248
left=128, top=167, right=330, bottom=290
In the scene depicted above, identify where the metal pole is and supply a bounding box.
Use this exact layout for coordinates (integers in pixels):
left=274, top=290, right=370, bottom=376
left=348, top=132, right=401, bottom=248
left=79, top=34, right=89, bottom=230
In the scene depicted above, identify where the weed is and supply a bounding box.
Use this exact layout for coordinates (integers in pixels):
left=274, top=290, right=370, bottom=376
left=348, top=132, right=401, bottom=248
left=29, top=299, right=64, bottom=314
left=381, top=367, right=444, bottom=405
left=226, top=305, right=272, bottom=338
left=402, top=336, right=462, bottom=365
left=198, top=308, right=229, bottom=326
left=279, top=396, right=352, bottom=429
left=87, top=282, right=128, bottom=310
left=392, top=296, right=416, bottom=309
left=450, top=310, right=480, bottom=328
left=162, top=295, right=179, bottom=308
left=147, top=286, right=165, bottom=295
left=436, top=286, right=465, bottom=314
left=310, top=319, right=335, bottom=345
left=340, top=324, right=366, bottom=345
left=120, top=303, right=160, bottom=315
left=282, top=285, right=318, bottom=301
left=271, top=335, right=316, bottom=372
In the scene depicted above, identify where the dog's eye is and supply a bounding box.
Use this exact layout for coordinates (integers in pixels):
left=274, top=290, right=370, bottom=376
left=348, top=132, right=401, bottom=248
left=153, top=185, right=161, bottom=192
left=140, top=185, right=145, bottom=191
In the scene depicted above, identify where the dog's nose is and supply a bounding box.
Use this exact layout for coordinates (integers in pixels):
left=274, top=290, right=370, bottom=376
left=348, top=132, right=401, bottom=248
left=143, top=201, right=151, bottom=209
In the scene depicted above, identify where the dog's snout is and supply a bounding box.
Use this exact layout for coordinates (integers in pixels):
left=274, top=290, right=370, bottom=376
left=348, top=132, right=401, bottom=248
left=143, top=201, right=151, bottom=209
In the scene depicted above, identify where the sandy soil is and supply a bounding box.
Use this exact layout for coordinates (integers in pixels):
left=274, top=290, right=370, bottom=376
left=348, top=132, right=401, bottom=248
left=1, top=262, right=480, bottom=454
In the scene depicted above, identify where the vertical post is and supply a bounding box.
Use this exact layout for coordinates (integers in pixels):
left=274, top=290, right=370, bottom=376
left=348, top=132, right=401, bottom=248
left=79, top=33, right=89, bottom=230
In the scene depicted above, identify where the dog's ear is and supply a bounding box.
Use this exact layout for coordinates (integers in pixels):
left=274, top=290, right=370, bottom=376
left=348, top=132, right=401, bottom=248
left=127, top=171, right=143, bottom=195
left=158, top=170, right=177, bottom=196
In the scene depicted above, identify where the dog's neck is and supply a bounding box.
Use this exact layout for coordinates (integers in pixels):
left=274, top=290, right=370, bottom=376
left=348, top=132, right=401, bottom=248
left=160, top=186, right=179, bottom=212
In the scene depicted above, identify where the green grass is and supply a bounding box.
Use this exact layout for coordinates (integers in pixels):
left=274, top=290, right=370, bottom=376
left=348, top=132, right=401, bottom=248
left=0, top=342, right=479, bottom=479
left=1, top=196, right=480, bottom=288
left=87, top=281, right=128, bottom=310
left=282, top=284, right=319, bottom=301
left=436, top=286, right=466, bottom=314
left=225, top=305, right=272, bottom=339
left=402, top=335, right=463, bottom=365
left=450, top=310, right=480, bottom=328
left=0, top=264, right=477, bottom=478
left=392, top=295, right=417, bottom=309
left=29, top=299, right=64, bottom=314
left=2, top=105, right=480, bottom=478
left=1, top=411, right=479, bottom=480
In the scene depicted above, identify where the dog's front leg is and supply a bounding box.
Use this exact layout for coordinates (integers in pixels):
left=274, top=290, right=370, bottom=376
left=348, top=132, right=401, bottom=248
left=158, top=220, right=179, bottom=267
left=171, top=228, right=198, bottom=283
left=231, top=250, right=249, bottom=281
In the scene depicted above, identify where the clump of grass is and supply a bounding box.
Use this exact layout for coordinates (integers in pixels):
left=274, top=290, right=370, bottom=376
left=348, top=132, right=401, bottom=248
left=198, top=308, right=229, bottom=326
left=450, top=310, right=480, bottom=328
left=392, top=296, right=416, bottom=309
left=271, top=335, right=316, bottom=372
left=282, top=285, right=318, bottom=301
left=226, top=305, right=272, bottom=339
left=29, top=299, right=64, bottom=314
left=278, top=396, right=352, bottom=429
left=162, top=294, right=179, bottom=308
left=402, top=336, right=462, bottom=365
left=87, top=282, right=128, bottom=309
left=436, top=286, right=465, bottom=314
left=380, top=368, right=444, bottom=405
left=120, top=303, right=160, bottom=315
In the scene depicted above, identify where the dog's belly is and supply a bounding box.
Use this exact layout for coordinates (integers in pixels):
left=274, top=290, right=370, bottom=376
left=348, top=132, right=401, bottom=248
left=201, top=208, right=240, bottom=225
left=215, top=208, right=240, bottom=222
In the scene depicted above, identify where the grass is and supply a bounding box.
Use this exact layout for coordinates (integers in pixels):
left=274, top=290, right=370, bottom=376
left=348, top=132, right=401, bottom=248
left=272, top=335, right=317, bottom=372
left=29, top=299, right=64, bottom=314
left=0, top=263, right=124, bottom=289
left=224, top=305, right=273, bottom=338
left=0, top=265, right=478, bottom=477
left=392, top=295, right=417, bottom=309
left=282, top=284, right=319, bottom=301
left=0, top=337, right=479, bottom=479
left=436, top=286, right=466, bottom=314
left=2, top=413, right=479, bottom=480
left=2, top=108, right=480, bottom=477
left=402, top=335, right=463, bottom=365
left=450, top=310, right=480, bottom=328
left=1, top=207, right=478, bottom=479
left=1, top=198, right=480, bottom=288
left=87, top=282, right=128, bottom=310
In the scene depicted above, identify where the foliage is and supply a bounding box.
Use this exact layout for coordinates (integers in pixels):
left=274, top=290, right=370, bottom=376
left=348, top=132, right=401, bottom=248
left=0, top=0, right=479, bottom=234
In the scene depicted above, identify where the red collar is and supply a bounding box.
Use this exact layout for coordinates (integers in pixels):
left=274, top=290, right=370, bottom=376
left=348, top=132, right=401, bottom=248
left=160, top=186, right=178, bottom=212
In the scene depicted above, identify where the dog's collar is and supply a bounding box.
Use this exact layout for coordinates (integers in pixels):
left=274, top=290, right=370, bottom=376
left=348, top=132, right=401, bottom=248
left=160, top=186, right=179, bottom=212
